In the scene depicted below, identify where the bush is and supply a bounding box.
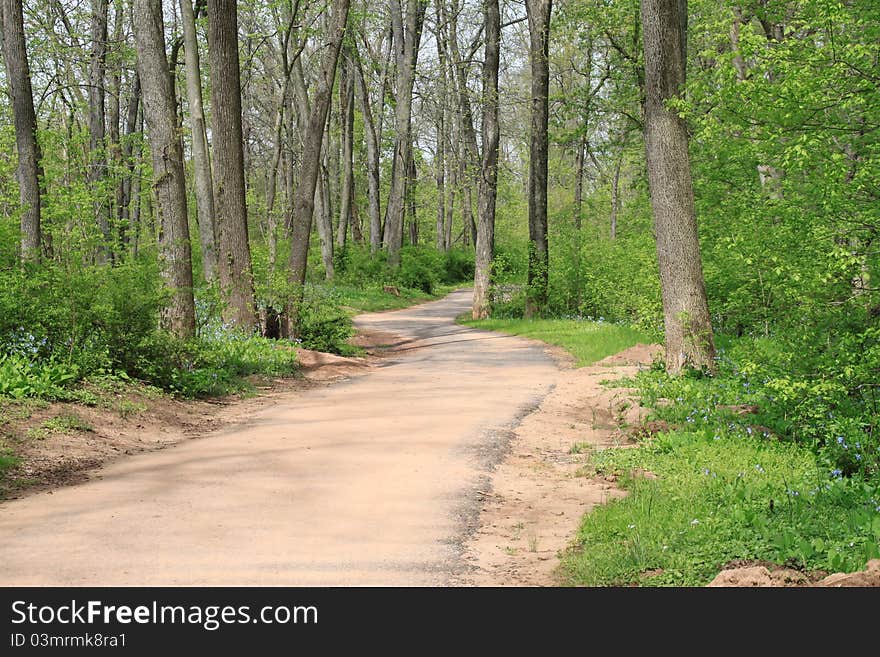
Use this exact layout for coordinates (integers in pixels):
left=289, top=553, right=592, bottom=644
left=298, top=287, right=355, bottom=354
left=395, top=246, right=441, bottom=294
left=442, top=248, right=475, bottom=283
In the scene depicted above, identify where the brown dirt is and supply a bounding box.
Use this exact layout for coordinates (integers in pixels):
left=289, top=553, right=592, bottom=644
left=0, top=348, right=373, bottom=501
left=457, top=342, right=662, bottom=586
left=708, top=559, right=880, bottom=587
left=0, top=290, right=563, bottom=585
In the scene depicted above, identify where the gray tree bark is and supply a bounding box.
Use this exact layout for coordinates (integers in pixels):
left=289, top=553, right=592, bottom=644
left=181, top=0, right=218, bottom=282
left=352, top=41, right=382, bottom=255
left=641, top=0, right=715, bottom=373
left=0, top=0, right=43, bottom=262
left=472, top=0, right=500, bottom=319
left=208, top=0, right=257, bottom=329
left=286, top=0, right=351, bottom=334
left=89, top=0, right=112, bottom=264
left=384, top=0, right=427, bottom=268
left=133, top=0, right=196, bottom=338
left=524, top=0, right=551, bottom=318
left=336, top=51, right=355, bottom=250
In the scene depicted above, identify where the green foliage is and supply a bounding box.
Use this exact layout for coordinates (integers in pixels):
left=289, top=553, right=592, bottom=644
left=394, top=246, right=442, bottom=294
left=461, top=317, right=652, bottom=367
left=298, top=286, right=356, bottom=354
left=562, top=428, right=880, bottom=586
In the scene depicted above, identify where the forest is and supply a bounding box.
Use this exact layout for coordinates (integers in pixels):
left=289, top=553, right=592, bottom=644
left=1, top=0, right=879, bottom=586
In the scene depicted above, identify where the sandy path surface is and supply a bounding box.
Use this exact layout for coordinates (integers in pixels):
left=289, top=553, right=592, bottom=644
left=0, top=289, right=559, bottom=585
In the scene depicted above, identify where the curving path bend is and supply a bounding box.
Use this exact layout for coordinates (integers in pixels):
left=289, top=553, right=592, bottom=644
left=0, top=289, right=559, bottom=585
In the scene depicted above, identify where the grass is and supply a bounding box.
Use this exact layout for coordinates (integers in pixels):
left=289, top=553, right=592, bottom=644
left=461, top=317, right=880, bottom=585
left=460, top=317, right=652, bottom=366
left=326, top=283, right=463, bottom=314
left=562, top=428, right=880, bottom=586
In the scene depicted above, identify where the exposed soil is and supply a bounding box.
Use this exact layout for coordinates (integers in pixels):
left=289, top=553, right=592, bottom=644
left=708, top=559, right=880, bottom=587
left=0, top=348, right=372, bottom=501
left=0, top=290, right=561, bottom=585
left=456, top=343, right=661, bottom=586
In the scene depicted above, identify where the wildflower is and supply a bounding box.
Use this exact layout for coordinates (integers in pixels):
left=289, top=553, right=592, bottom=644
left=837, top=436, right=846, bottom=446
left=690, top=519, right=700, bottom=525
left=702, top=468, right=710, bottom=476
left=831, top=469, right=842, bottom=478
left=746, top=427, right=753, bottom=435
left=755, top=464, right=765, bottom=473
left=627, top=524, right=636, bottom=529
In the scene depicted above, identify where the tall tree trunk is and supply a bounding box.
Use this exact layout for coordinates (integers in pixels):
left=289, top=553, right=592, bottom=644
left=118, top=73, right=140, bottom=248
left=641, top=0, right=715, bottom=373
left=433, top=0, right=447, bottom=252
left=407, top=149, right=418, bottom=245
left=133, top=0, right=196, bottom=338
left=316, top=146, right=335, bottom=278
left=89, top=0, right=112, bottom=264
left=287, top=0, right=351, bottom=334
left=292, top=56, right=334, bottom=280
left=0, top=0, right=43, bottom=262
left=208, top=0, right=257, bottom=329
left=472, top=0, right=500, bottom=319
left=610, top=156, right=621, bottom=239
left=524, top=0, right=551, bottom=318
left=181, top=0, right=218, bottom=282
left=574, top=137, right=585, bottom=230
left=336, top=51, right=355, bottom=250
left=352, top=42, right=382, bottom=255
left=384, top=0, right=426, bottom=268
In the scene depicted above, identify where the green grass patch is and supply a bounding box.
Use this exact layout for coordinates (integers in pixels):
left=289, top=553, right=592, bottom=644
left=460, top=318, right=652, bottom=367
left=561, top=429, right=880, bottom=586
left=327, top=283, right=462, bottom=314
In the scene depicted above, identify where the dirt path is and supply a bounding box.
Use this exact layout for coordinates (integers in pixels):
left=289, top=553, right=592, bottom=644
left=0, top=289, right=565, bottom=585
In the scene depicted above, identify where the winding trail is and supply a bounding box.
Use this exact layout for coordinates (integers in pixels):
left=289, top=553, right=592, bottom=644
left=0, top=289, right=559, bottom=585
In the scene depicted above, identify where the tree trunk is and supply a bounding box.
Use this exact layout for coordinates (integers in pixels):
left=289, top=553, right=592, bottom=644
left=133, top=0, right=196, bottom=338
left=574, top=137, right=585, bottom=230
left=208, top=0, right=257, bottom=329
left=181, top=0, right=218, bottom=282
left=352, top=42, right=382, bottom=255
left=433, top=1, right=447, bottom=252
left=384, top=0, right=426, bottom=268
left=641, top=0, right=715, bottom=373
left=89, top=0, right=112, bottom=264
left=336, top=51, right=355, bottom=251
left=286, top=0, right=350, bottom=335
left=118, top=73, right=140, bottom=249
left=524, top=0, right=551, bottom=318
left=472, top=0, right=500, bottom=319
left=0, top=0, right=43, bottom=262
left=610, top=156, right=621, bottom=239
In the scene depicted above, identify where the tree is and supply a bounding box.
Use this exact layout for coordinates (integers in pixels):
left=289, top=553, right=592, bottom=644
left=352, top=38, right=382, bottom=255
left=0, top=0, right=43, bottom=262
left=180, top=0, right=218, bottom=282
left=89, top=0, right=112, bottom=263
left=472, top=0, right=500, bottom=319
left=133, top=0, right=196, bottom=338
left=208, top=0, right=257, bottom=329
left=286, top=0, right=351, bottom=334
left=384, top=0, right=427, bottom=268
left=524, top=0, right=552, bottom=318
left=640, top=0, right=715, bottom=373
left=336, top=49, right=356, bottom=250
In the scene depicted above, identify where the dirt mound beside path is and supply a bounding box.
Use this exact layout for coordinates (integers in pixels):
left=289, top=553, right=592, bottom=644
left=708, top=559, right=880, bottom=587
